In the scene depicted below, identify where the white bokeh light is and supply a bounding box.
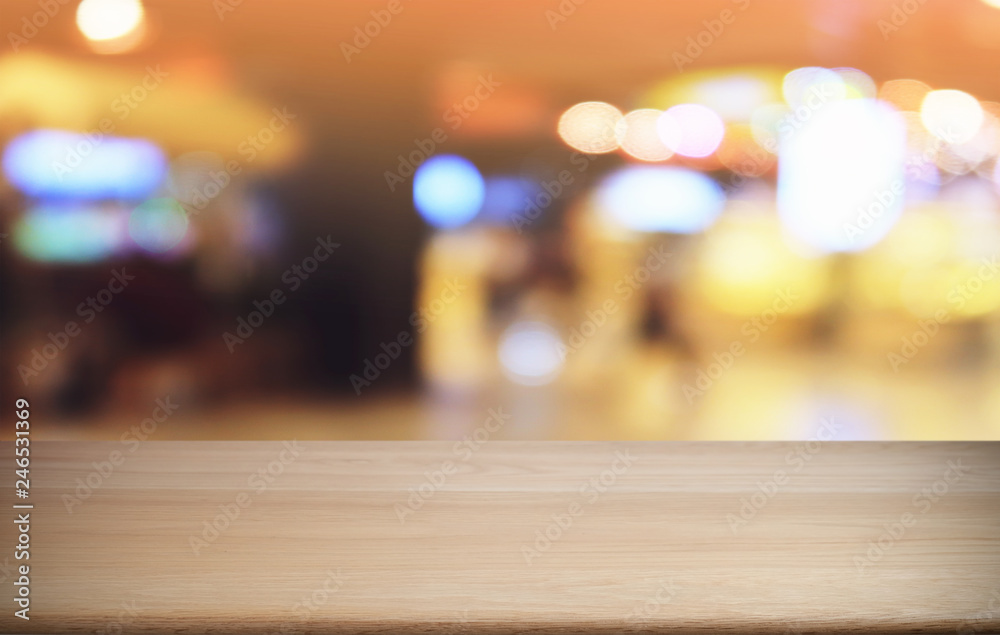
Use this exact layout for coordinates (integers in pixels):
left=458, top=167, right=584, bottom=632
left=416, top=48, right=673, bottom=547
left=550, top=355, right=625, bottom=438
left=77, top=0, right=145, bottom=42
left=498, top=322, right=564, bottom=386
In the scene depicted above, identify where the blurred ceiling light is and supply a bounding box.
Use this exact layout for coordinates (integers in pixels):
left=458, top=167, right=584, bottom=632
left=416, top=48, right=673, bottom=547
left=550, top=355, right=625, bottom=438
left=641, top=67, right=784, bottom=122
left=980, top=0, right=1000, bottom=8
left=498, top=322, right=564, bottom=386
left=2, top=129, right=166, bottom=200
left=878, top=79, right=932, bottom=112
left=656, top=104, right=725, bottom=158
left=595, top=166, right=725, bottom=234
left=920, top=89, right=983, bottom=144
left=615, top=109, right=673, bottom=161
left=557, top=102, right=622, bottom=154
left=13, top=203, right=126, bottom=262
left=688, top=74, right=776, bottom=122
left=128, top=198, right=190, bottom=254
left=778, top=99, right=907, bottom=253
left=413, top=155, right=485, bottom=229
left=76, top=0, right=146, bottom=53
left=0, top=54, right=301, bottom=167
left=782, top=67, right=846, bottom=110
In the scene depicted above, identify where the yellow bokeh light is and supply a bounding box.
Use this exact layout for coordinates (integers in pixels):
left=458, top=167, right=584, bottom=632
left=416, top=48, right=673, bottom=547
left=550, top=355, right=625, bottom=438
left=557, top=101, right=622, bottom=154
left=693, top=212, right=831, bottom=316
left=614, top=109, right=672, bottom=162
left=77, top=0, right=145, bottom=44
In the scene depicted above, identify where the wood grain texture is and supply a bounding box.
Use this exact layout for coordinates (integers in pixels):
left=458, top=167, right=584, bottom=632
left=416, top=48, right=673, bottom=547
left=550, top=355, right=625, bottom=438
left=1, top=441, right=998, bottom=634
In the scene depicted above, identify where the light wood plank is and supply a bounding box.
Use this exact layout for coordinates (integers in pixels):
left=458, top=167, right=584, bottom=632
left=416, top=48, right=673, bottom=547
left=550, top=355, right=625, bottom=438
left=1, top=442, right=998, bottom=634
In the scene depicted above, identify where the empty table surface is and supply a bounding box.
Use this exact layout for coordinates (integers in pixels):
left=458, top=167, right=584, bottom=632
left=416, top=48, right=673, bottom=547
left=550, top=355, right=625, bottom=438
left=2, top=441, right=998, bottom=634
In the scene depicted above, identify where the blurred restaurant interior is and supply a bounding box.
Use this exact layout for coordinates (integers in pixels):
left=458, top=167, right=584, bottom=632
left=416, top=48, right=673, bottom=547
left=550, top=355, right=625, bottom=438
left=2, top=0, right=1000, bottom=441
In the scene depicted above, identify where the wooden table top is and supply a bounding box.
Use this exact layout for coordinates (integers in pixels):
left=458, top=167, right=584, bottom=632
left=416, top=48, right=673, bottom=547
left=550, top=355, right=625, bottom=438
left=2, top=441, right=998, bottom=634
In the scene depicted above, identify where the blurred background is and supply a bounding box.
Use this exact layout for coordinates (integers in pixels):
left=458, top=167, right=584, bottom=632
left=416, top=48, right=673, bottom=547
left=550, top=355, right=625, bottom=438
left=2, top=0, right=1000, bottom=441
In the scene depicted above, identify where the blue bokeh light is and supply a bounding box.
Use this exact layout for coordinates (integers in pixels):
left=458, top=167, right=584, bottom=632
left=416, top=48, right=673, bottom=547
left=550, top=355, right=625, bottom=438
left=413, top=155, right=485, bottom=229
left=595, top=166, right=725, bottom=233
left=2, top=129, right=167, bottom=200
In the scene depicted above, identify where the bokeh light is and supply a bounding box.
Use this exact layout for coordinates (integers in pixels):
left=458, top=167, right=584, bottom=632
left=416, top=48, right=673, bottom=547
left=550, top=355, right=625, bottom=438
left=778, top=99, right=907, bottom=253
left=413, top=155, right=485, bottom=229
left=657, top=104, right=725, bottom=158
left=498, top=322, right=564, bottom=386
left=694, top=212, right=831, bottom=316
left=595, top=166, right=725, bottom=233
left=2, top=129, right=166, bottom=200
left=557, top=101, right=622, bottom=154
left=920, top=89, right=984, bottom=144
left=834, top=68, right=876, bottom=99
left=129, top=198, right=190, bottom=254
left=76, top=0, right=145, bottom=43
left=13, top=203, right=125, bottom=262
left=615, top=109, right=673, bottom=161
left=782, top=67, right=846, bottom=109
